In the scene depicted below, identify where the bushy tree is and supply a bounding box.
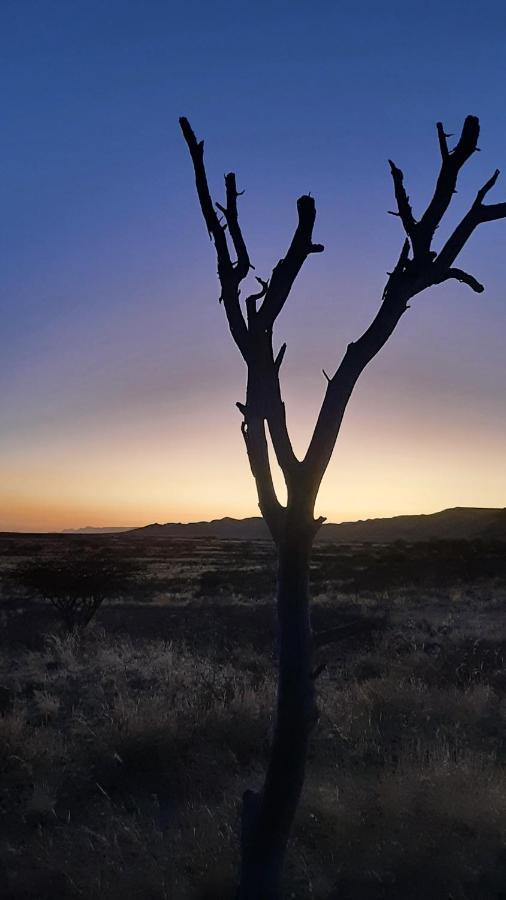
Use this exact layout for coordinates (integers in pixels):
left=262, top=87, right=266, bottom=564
left=16, top=551, right=137, bottom=632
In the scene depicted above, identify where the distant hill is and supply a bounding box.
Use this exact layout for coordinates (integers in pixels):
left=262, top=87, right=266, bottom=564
left=322, top=507, right=506, bottom=542
left=62, top=526, right=137, bottom=534
left=127, top=517, right=269, bottom=540
left=126, top=507, right=506, bottom=543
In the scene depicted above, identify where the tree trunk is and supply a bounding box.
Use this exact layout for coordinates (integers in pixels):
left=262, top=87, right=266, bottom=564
left=238, top=524, right=317, bottom=899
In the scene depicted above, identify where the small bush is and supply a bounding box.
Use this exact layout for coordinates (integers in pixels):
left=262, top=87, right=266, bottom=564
left=13, top=552, right=139, bottom=631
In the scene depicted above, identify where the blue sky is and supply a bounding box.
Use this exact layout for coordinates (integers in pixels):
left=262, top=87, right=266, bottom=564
left=2, top=1, right=506, bottom=529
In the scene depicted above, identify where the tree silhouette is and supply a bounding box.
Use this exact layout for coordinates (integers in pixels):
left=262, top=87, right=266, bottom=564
left=180, top=115, right=506, bottom=899
left=16, top=551, right=138, bottom=632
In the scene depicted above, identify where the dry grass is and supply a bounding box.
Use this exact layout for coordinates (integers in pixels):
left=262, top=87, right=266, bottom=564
left=0, top=630, right=274, bottom=899
left=1, top=536, right=506, bottom=897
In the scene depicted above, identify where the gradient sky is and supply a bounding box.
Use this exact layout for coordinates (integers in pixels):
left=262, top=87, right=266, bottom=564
left=2, top=0, right=506, bottom=531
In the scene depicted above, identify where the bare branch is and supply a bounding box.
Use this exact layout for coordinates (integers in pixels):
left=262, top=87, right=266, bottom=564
left=249, top=343, right=299, bottom=482
left=179, top=117, right=249, bottom=358
left=266, top=392, right=299, bottom=479
left=435, top=169, right=506, bottom=273
left=239, top=411, right=284, bottom=541
left=436, top=122, right=449, bottom=160
left=480, top=202, right=506, bottom=221
left=274, top=343, right=287, bottom=372
left=180, top=117, right=303, bottom=497
left=476, top=168, right=500, bottom=203
left=389, top=238, right=411, bottom=281
left=303, top=264, right=410, bottom=498
left=179, top=118, right=231, bottom=263
left=450, top=115, right=481, bottom=166
left=216, top=172, right=251, bottom=281
left=388, top=160, right=416, bottom=239
left=258, top=195, right=323, bottom=329
left=246, top=277, right=269, bottom=323
left=434, top=268, right=484, bottom=293
left=304, top=116, right=506, bottom=503
left=389, top=117, right=481, bottom=262
left=416, top=115, right=480, bottom=254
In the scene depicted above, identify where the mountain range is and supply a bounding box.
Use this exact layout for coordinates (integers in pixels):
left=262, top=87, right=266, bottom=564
left=65, top=507, right=506, bottom=542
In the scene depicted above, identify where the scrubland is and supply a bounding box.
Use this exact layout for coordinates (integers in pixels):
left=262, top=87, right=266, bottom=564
left=0, top=534, right=505, bottom=898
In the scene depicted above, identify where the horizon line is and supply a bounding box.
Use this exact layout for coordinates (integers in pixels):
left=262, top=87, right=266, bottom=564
left=2, top=504, right=505, bottom=535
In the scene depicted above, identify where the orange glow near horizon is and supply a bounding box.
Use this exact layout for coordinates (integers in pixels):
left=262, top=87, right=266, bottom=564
left=3, top=283, right=506, bottom=533
left=3, top=383, right=506, bottom=531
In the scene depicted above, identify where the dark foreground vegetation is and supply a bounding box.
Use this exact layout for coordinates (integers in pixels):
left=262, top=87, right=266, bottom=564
left=1, top=533, right=505, bottom=898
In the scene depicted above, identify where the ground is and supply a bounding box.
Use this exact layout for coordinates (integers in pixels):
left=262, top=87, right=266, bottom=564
left=1, top=534, right=505, bottom=899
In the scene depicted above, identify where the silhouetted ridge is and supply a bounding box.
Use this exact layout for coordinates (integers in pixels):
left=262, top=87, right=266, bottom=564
left=126, top=507, right=506, bottom=542
left=62, top=526, right=136, bottom=534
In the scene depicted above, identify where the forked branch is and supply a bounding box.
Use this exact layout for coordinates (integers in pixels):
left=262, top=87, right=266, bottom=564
left=435, top=168, right=506, bottom=275
left=179, top=117, right=249, bottom=358
left=388, top=115, right=482, bottom=263
left=180, top=117, right=324, bottom=533
left=304, top=116, right=506, bottom=500
left=417, top=115, right=480, bottom=253
left=258, top=195, right=324, bottom=329
left=179, top=117, right=231, bottom=267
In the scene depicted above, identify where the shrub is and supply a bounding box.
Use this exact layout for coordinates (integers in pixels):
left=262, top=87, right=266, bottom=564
left=14, top=551, right=139, bottom=632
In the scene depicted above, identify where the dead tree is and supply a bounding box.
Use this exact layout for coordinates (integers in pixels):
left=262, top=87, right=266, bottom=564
left=180, top=115, right=506, bottom=898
